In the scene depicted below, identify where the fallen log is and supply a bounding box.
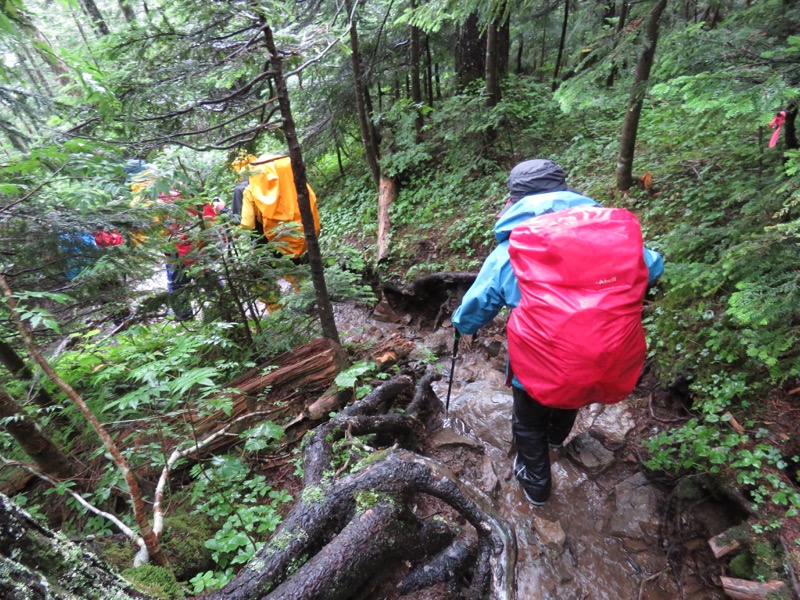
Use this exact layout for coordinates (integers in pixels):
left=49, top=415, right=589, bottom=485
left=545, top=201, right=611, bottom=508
left=720, top=576, right=785, bottom=600
left=709, top=528, right=742, bottom=558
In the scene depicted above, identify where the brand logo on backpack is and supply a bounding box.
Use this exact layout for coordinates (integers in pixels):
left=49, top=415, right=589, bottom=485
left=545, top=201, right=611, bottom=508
left=507, top=206, right=649, bottom=410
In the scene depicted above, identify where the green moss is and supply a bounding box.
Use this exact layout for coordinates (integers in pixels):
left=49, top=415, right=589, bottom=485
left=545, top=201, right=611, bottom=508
left=160, top=510, right=216, bottom=581
left=354, top=491, right=393, bottom=513
left=121, top=565, right=184, bottom=599
left=729, top=550, right=754, bottom=579
left=300, top=486, right=325, bottom=505
left=92, top=539, right=137, bottom=572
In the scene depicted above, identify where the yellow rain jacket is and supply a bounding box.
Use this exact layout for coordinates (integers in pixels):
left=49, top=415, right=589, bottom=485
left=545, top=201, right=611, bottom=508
left=240, top=155, right=320, bottom=258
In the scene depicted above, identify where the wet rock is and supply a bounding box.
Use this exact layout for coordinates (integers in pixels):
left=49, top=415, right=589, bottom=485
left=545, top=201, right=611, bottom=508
left=371, top=294, right=403, bottom=323
left=430, top=428, right=482, bottom=450
left=422, top=327, right=456, bottom=357
left=477, top=454, right=499, bottom=496
left=565, top=432, right=615, bottom=475
left=446, top=381, right=513, bottom=451
left=586, top=403, right=636, bottom=444
left=554, top=548, right=577, bottom=584
left=610, top=473, right=662, bottom=539
left=532, top=515, right=566, bottom=552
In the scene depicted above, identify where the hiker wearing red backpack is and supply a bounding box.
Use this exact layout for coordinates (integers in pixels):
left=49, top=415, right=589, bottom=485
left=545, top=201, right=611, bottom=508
left=452, top=159, right=664, bottom=507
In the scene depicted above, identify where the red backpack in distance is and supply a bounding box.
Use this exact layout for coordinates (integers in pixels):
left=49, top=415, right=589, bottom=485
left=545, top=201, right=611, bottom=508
left=507, top=206, right=649, bottom=409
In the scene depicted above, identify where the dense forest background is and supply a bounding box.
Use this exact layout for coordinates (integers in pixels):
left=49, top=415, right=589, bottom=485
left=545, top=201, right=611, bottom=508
left=1, top=0, right=799, bottom=597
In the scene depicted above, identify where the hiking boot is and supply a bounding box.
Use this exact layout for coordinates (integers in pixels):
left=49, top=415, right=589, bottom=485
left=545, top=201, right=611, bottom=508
left=513, top=454, right=550, bottom=506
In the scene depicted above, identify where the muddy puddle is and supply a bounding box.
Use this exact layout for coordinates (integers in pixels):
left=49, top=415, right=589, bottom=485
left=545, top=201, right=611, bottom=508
left=334, top=301, right=733, bottom=600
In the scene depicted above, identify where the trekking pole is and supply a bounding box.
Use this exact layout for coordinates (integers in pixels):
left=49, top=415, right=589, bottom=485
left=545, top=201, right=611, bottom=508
left=445, top=330, right=461, bottom=416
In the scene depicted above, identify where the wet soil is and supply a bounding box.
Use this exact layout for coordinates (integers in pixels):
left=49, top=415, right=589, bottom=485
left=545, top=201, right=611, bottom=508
left=334, top=301, right=741, bottom=600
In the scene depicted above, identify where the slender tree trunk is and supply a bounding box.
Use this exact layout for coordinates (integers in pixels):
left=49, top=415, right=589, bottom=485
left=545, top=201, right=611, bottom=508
left=485, top=22, right=501, bottom=107
left=14, top=15, right=71, bottom=87
left=606, top=1, right=629, bottom=87
left=784, top=100, right=799, bottom=150
left=497, top=8, right=511, bottom=77
left=15, top=50, right=50, bottom=97
left=516, top=35, right=524, bottom=73
left=117, top=0, right=137, bottom=23
left=616, top=0, right=668, bottom=190
left=410, top=0, right=423, bottom=139
left=424, top=35, right=434, bottom=106
left=539, top=16, right=548, bottom=81
left=0, top=388, right=75, bottom=479
left=552, top=0, right=570, bottom=91
left=345, top=0, right=381, bottom=188
left=261, top=24, right=341, bottom=345
left=0, top=340, right=57, bottom=411
left=77, top=0, right=110, bottom=37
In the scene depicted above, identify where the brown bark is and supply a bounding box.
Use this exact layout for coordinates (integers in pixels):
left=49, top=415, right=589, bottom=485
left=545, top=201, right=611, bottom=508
left=485, top=22, right=501, bottom=108
left=376, top=176, right=397, bottom=263
left=719, top=576, right=786, bottom=600
left=261, top=23, right=341, bottom=344
left=708, top=529, right=741, bottom=558
left=345, top=0, right=381, bottom=188
left=616, top=0, right=668, bottom=191
left=0, top=340, right=57, bottom=410
left=410, top=0, right=423, bottom=138
left=0, top=388, right=75, bottom=479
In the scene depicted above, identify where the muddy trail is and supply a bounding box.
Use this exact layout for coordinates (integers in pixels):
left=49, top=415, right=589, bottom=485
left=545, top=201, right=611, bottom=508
left=334, top=298, right=740, bottom=600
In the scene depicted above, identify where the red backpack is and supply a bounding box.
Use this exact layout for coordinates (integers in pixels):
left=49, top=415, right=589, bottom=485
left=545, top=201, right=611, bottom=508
left=507, top=206, right=649, bottom=409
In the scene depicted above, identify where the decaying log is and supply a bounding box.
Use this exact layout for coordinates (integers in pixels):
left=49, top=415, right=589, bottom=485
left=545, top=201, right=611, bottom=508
left=709, top=529, right=742, bottom=559
left=720, top=576, right=785, bottom=599
left=159, top=338, right=348, bottom=457
left=207, top=371, right=516, bottom=600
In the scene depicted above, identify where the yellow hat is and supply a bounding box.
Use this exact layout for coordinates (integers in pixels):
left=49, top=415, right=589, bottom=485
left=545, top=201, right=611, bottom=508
left=231, top=154, right=256, bottom=174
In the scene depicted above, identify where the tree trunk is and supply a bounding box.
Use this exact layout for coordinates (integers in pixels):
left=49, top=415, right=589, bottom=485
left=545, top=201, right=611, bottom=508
left=605, top=1, right=629, bottom=88
left=410, top=0, right=424, bottom=139
left=376, top=176, right=397, bottom=263
left=0, top=388, right=75, bottom=479
left=424, top=35, right=434, bottom=106
left=497, top=7, right=511, bottom=77
left=345, top=0, right=381, bottom=188
left=261, top=24, right=341, bottom=344
left=0, top=494, right=143, bottom=600
left=552, top=0, right=570, bottom=91
left=0, top=341, right=57, bottom=411
left=784, top=99, right=798, bottom=149
left=117, top=0, right=137, bottom=23
left=77, top=0, right=110, bottom=37
left=616, top=0, right=668, bottom=190
left=485, top=21, right=501, bottom=108
left=455, top=13, right=486, bottom=90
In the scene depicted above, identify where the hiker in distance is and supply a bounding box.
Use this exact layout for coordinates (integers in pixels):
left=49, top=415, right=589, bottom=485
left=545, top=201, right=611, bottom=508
left=451, top=159, right=664, bottom=507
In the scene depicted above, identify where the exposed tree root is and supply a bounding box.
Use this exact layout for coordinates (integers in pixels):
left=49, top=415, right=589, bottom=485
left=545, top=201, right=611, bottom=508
left=207, top=370, right=516, bottom=600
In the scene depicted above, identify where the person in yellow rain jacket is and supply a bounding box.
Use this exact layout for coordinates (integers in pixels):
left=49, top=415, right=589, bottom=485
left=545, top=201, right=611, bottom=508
left=232, top=154, right=320, bottom=259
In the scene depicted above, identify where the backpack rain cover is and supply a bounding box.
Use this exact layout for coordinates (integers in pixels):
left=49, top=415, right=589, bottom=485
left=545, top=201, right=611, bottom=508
left=507, top=206, right=649, bottom=409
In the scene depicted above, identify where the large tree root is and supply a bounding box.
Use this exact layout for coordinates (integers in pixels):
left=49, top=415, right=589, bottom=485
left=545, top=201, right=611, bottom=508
left=206, top=371, right=516, bottom=600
